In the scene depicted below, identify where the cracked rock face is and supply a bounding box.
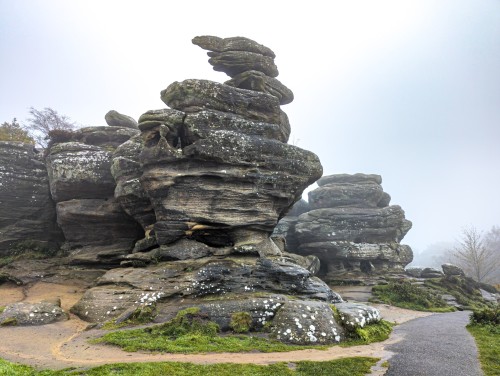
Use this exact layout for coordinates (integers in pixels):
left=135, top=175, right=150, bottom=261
left=0, top=142, right=63, bottom=253
left=281, top=174, right=413, bottom=282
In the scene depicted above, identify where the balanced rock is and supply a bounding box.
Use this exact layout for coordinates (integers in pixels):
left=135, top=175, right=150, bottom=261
left=69, top=36, right=372, bottom=346
left=285, top=173, right=413, bottom=282
left=105, top=110, right=138, bottom=129
left=0, top=142, right=62, bottom=254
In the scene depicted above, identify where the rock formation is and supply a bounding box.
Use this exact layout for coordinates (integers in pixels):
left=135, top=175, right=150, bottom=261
left=278, top=174, right=413, bottom=282
left=45, top=124, right=143, bottom=265
left=105, top=110, right=138, bottom=129
left=0, top=142, right=62, bottom=254
left=1, top=37, right=383, bottom=341
left=70, top=36, right=383, bottom=345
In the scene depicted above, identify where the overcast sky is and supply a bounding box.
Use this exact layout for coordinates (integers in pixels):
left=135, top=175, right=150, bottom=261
left=1, top=0, right=499, bottom=259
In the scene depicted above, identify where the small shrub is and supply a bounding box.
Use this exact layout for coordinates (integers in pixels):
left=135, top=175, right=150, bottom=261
left=470, top=307, right=499, bottom=326
left=229, top=312, right=252, bottom=333
left=47, top=128, right=76, bottom=144
left=151, top=307, right=219, bottom=338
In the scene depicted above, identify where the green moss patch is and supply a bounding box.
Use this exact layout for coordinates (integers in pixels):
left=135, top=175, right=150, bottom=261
left=341, top=320, right=394, bottom=346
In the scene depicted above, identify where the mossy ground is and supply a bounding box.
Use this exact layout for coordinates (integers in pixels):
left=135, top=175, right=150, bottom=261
left=0, top=357, right=379, bottom=376
left=371, top=279, right=456, bottom=312
left=96, top=306, right=393, bottom=353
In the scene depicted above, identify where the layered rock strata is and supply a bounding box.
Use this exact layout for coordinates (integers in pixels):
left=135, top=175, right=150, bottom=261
left=0, top=142, right=62, bottom=254
left=72, top=36, right=380, bottom=344
left=45, top=125, right=142, bottom=265
left=288, top=174, right=413, bottom=281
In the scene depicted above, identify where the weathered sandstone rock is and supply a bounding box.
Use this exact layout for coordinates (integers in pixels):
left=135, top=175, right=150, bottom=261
left=69, top=35, right=370, bottom=345
left=0, top=301, right=67, bottom=326
left=0, top=142, right=62, bottom=253
left=283, top=173, right=413, bottom=281
left=105, top=110, right=138, bottom=129
left=441, top=263, right=465, bottom=277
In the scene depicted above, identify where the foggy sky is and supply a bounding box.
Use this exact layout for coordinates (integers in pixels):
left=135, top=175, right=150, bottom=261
left=1, top=0, right=499, bottom=259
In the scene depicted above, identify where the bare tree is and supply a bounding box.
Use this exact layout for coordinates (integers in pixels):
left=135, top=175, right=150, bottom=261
left=483, top=226, right=500, bottom=284
left=24, top=107, right=77, bottom=147
left=447, top=226, right=500, bottom=283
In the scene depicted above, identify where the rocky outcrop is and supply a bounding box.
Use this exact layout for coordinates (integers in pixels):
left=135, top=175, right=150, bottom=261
left=45, top=126, right=141, bottom=265
left=281, top=174, right=413, bottom=282
left=68, top=36, right=385, bottom=345
left=0, top=142, right=62, bottom=254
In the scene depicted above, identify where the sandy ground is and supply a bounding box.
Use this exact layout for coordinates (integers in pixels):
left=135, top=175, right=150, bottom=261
left=0, top=281, right=433, bottom=373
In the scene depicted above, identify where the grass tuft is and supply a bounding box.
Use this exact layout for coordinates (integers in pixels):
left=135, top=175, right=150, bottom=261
left=229, top=312, right=252, bottom=333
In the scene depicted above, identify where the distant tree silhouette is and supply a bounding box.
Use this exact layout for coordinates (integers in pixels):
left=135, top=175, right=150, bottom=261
left=0, top=118, right=35, bottom=144
left=447, top=226, right=500, bottom=284
left=25, top=107, right=76, bottom=147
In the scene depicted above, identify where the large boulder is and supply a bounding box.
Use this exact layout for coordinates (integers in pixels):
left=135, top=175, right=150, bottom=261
left=0, top=142, right=62, bottom=254
left=46, top=142, right=115, bottom=202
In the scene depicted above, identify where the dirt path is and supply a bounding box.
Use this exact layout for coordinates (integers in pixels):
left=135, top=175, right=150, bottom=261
left=0, top=281, right=433, bottom=372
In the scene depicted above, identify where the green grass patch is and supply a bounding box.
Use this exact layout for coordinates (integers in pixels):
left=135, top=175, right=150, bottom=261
left=0, top=357, right=379, bottom=376
left=371, top=280, right=455, bottom=312
left=341, top=320, right=394, bottom=346
left=95, top=330, right=328, bottom=353
left=467, top=324, right=500, bottom=376
left=95, top=307, right=329, bottom=353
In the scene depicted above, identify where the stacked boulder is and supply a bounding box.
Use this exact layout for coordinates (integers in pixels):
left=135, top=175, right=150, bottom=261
left=45, top=114, right=143, bottom=265
left=0, top=142, right=62, bottom=254
left=285, top=174, right=413, bottom=282
left=72, top=36, right=381, bottom=345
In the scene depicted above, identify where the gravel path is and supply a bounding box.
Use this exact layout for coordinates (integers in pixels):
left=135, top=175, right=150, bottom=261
left=386, top=311, right=483, bottom=376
